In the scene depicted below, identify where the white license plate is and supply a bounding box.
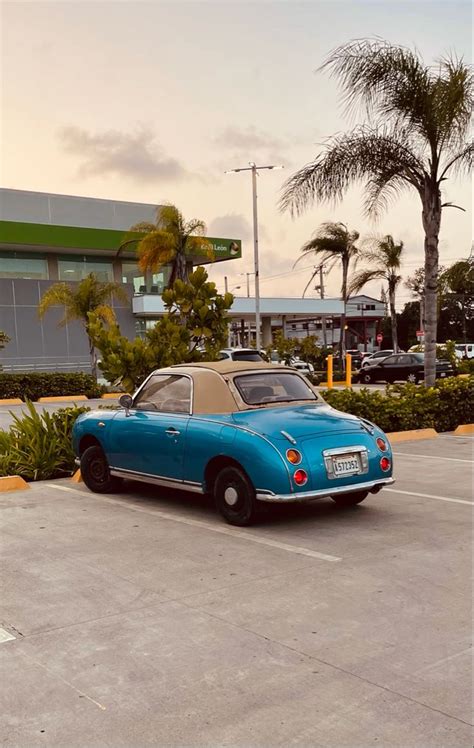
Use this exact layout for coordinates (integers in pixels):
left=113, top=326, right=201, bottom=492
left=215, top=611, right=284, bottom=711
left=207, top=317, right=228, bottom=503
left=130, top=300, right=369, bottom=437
left=332, top=454, right=360, bottom=476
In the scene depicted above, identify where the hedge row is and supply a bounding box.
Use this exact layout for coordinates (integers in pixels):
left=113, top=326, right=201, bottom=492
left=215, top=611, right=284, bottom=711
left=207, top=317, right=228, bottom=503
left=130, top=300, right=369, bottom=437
left=0, top=372, right=104, bottom=401
left=322, top=376, right=474, bottom=433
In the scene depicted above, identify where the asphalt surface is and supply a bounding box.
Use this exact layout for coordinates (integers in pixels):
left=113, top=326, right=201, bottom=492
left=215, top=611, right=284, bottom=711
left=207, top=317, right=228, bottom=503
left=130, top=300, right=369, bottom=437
left=0, top=435, right=472, bottom=747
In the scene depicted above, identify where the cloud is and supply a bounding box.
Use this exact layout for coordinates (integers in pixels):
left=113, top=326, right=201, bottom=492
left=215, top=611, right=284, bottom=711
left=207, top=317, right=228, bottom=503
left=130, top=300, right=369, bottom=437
left=214, top=125, right=286, bottom=154
left=58, top=125, right=188, bottom=182
left=208, top=213, right=253, bottom=242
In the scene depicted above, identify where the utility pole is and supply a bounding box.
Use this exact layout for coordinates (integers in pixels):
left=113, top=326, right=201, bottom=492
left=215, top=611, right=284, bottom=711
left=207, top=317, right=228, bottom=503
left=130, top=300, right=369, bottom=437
left=318, top=265, right=328, bottom=347
left=224, top=276, right=228, bottom=294
left=225, top=162, right=283, bottom=351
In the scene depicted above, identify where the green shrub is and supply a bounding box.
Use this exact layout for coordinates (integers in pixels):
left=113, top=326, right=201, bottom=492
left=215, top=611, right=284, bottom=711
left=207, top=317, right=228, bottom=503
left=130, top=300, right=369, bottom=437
left=458, top=359, right=474, bottom=375
left=0, top=372, right=104, bottom=401
left=321, top=376, right=474, bottom=433
left=0, top=402, right=90, bottom=480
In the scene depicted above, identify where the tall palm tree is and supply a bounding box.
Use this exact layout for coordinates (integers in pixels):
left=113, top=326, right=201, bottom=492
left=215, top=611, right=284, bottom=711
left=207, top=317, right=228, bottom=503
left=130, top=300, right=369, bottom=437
left=120, top=203, right=214, bottom=288
left=281, top=39, right=473, bottom=385
left=38, top=274, right=127, bottom=379
left=349, top=235, right=403, bottom=352
left=298, top=222, right=359, bottom=357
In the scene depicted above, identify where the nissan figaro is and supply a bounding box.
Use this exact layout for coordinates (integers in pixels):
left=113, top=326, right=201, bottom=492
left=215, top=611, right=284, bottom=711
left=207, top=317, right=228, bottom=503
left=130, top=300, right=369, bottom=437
left=72, top=362, right=394, bottom=525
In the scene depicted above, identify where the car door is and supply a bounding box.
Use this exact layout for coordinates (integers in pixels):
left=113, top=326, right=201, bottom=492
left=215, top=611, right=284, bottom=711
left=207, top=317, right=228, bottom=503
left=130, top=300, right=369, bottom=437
left=107, top=373, right=191, bottom=482
left=378, top=355, right=398, bottom=382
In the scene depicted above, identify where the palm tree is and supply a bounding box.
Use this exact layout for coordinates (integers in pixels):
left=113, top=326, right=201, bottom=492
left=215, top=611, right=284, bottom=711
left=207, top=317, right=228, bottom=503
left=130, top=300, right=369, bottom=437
left=281, top=39, right=473, bottom=385
left=120, top=203, right=214, bottom=288
left=298, top=222, right=359, bottom=358
left=38, top=274, right=127, bottom=379
left=349, top=235, right=403, bottom=352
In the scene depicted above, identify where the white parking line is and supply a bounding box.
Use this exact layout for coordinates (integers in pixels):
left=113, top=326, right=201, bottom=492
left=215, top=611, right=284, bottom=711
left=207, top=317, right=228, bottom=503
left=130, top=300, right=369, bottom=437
left=384, top=488, right=473, bottom=506
left=393, top=452, right=473, bottom=464
left=46, top=484, right=342, bottom=563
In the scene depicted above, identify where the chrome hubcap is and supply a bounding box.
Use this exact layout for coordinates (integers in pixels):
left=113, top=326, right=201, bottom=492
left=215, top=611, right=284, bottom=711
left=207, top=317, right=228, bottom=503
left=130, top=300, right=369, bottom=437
left=224, top=486, right=239, bottom=506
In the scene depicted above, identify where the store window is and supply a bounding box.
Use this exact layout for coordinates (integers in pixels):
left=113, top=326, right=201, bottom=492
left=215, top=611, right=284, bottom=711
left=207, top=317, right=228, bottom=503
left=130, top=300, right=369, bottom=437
left=0, top=253, right=49, bottom=279
left=58, top=256, right=113, bottom=282
left=122, top=260, right=145, bottom=293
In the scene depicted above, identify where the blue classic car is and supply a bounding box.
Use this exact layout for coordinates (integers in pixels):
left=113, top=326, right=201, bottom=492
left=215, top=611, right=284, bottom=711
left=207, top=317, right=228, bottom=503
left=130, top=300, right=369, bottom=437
left=73, top=362, right=394, bottom=525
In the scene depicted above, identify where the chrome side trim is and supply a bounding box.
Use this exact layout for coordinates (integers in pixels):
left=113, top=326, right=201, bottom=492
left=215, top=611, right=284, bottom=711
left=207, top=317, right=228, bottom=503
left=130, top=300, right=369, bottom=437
left=109, top=466, right=204, bottom=493
left=256, top=477, right=395, bottom=503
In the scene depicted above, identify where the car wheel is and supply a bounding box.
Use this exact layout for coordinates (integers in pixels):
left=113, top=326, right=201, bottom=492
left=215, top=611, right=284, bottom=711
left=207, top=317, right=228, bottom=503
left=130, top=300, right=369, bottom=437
left=406, top=373, right=418, bottom=384
left=361, top=372, right=373, bottom=384
left=80, top=445, right=121, bottom=494
left=332, top=491, right=368, bottom=507
left=214, top=466, right=257, bottom=526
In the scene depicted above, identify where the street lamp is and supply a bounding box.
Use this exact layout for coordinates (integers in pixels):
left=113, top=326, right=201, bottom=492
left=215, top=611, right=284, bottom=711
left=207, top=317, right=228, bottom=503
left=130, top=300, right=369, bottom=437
left=225, top=162, right=283, bottom=350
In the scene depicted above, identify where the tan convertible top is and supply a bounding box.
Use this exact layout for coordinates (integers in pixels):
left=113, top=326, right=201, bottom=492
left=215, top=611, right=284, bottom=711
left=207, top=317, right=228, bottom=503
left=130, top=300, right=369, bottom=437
left=149, top=361, right=316, bottom=414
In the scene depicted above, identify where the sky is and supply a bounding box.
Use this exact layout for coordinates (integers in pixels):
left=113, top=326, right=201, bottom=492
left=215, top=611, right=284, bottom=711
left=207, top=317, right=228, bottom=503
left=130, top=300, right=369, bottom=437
left=1, top=0, right=472, bottom=309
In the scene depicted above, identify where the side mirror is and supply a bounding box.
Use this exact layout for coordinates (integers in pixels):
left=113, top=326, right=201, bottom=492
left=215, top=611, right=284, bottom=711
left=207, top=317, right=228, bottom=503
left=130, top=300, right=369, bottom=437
left=119, top=394, right=133, bottom=413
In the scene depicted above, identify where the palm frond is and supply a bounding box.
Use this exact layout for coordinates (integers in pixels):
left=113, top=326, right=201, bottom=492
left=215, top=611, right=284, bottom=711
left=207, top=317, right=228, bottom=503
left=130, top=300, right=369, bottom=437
left=185, top=236, right=215, bottom=261
left=348, top=268, right=386, bottom=296
left=136, top=230, right=175, bottom=273
left=280, top=126, right=424, bottom=217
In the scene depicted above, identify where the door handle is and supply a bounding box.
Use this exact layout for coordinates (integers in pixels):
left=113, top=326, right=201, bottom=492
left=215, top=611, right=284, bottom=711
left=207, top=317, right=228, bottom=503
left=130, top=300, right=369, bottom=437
left=165, top=427, right=181, bottom=437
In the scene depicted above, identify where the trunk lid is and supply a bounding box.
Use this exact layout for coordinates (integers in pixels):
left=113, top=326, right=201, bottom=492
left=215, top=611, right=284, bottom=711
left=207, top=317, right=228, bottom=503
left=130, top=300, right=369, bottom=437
left=231, top=403, right=365, bottom=442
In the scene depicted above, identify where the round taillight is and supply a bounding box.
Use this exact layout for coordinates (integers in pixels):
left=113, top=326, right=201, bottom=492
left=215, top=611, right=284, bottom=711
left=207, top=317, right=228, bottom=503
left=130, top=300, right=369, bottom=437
left=376, top=437, right=387, bottom=452
left=380, top=456, right=391, bottom=472
left=293, top=469, right=308, bottom=486
left=286, top=448, right=302, bottom=465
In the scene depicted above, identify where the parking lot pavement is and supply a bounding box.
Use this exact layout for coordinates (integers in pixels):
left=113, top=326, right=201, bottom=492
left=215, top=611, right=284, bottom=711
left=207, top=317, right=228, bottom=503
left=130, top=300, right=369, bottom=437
left=0, top=399, right=118, bottom=430
left=0, top=437, right=472, bottom=747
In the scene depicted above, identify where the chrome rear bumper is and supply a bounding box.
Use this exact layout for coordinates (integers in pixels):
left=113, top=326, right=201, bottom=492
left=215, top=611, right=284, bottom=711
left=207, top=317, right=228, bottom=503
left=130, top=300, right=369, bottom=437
left=256, top=477, right=395, bottom=503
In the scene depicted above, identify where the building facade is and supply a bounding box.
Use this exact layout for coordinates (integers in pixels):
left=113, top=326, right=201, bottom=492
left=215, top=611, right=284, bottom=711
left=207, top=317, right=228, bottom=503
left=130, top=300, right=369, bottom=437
left=0, top=189, right=242, bottom=372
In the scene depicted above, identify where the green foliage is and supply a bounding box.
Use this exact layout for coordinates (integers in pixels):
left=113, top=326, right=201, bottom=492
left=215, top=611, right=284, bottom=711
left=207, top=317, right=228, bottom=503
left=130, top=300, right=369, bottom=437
left=265, top=330, right=296, bottom=365
left=322, top=376, right=474, bottom=433
left=410, top=340, right=458, bottom=367
left=0, top=331, right=10, bottom=351
left=90, top=267, right=234, bottom=391
left=458, top=359, right=474, bottom=374
left=0, top=403, right=89, bottom=480
left=0, top=372, right=103, bottom=400
left=121, top=203, right=214, bottom=287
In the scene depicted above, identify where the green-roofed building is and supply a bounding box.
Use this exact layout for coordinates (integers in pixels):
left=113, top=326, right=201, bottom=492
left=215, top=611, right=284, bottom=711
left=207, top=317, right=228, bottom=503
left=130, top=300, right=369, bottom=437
left=0, top=188, right=241, bottom=372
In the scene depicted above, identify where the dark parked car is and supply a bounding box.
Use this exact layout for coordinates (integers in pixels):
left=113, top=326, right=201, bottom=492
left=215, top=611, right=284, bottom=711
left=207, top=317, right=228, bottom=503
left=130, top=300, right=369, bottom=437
left=357, top=353, right=454, bottom=384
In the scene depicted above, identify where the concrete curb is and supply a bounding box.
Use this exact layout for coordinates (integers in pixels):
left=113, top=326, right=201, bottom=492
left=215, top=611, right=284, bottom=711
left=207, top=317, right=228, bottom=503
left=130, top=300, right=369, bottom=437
left=453, top=423, right=474, bottom=435
left=101, top=393, right=123, bottom=399
left=0, top=476, right=30, bottom=492
left=387, top=428, right=438, bottom=444
left=38, top=395, right=88, bottom=403
left=0, top=398, right=23, bottom=405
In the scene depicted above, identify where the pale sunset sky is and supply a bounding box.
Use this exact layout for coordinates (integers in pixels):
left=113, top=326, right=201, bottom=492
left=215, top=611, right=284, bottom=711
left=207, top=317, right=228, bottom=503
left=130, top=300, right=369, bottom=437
left=1, top=0, right=472, bottom=307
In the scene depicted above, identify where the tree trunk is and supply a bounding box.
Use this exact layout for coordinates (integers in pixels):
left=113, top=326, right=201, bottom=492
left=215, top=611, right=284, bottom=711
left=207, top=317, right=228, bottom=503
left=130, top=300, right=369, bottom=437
left=421, top=182, right=442, bottom=386
left=389, top=282, right=398, bottom=353
left=88, top=335, right=98, bottom=380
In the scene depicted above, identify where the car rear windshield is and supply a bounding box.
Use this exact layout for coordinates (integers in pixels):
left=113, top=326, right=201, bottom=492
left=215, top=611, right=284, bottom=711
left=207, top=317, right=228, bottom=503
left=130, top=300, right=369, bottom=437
left=231, top=351, right=265, bottom=362
left=234, top=372, right=318, bottom=405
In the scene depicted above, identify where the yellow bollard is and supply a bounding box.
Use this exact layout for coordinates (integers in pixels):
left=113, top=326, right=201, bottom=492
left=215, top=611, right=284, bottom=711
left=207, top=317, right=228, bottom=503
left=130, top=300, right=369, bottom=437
left=345, top=353, right=352, bottom=388
left=326, top=354, right=333, bottom=388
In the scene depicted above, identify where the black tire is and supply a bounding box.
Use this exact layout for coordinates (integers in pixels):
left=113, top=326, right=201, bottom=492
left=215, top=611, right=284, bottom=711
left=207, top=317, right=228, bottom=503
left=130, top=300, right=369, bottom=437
left=361, top=372, right=373, bottom=384
left=214, top=466, right=257, bottom=526
left=332, top=490, right=368, bottom=507
left=80, top=445, right=121, bottom=494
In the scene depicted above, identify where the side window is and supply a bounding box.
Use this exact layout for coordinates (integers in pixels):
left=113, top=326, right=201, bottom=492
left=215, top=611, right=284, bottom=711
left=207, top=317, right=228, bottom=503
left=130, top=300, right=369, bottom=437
left=397, top=355, right=411, bottom=365
left=382, top=355, right=397, bottom=365
left=133, top=375, right=191, bottom=413
left=218, top=352, right=230, bottom=360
